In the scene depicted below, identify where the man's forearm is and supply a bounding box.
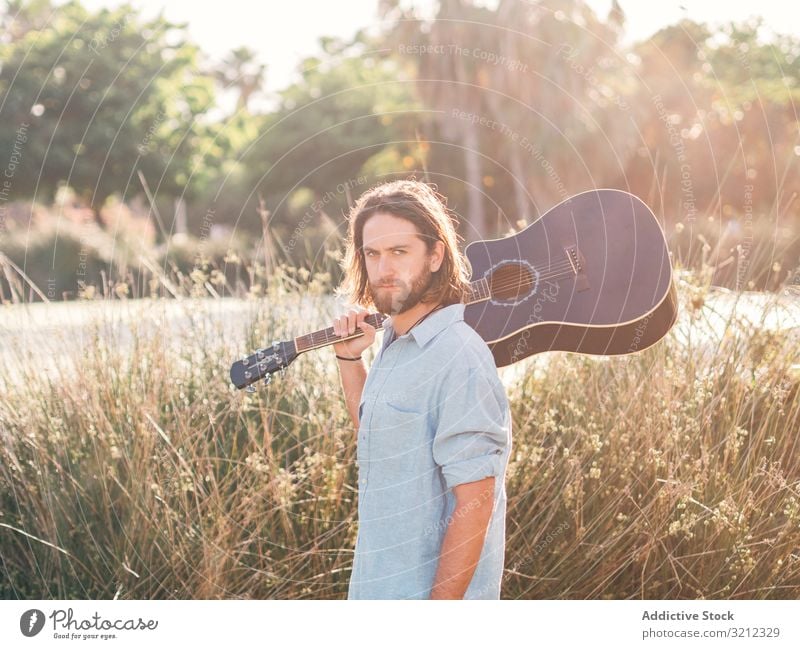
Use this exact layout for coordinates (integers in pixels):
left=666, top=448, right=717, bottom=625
left=337, top=358, right=366, bottom=428
left=430, top=476, right=495, bottom=599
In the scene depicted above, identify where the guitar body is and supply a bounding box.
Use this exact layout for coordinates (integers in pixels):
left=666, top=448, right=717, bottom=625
left=463, top=189, right=678, bottom=367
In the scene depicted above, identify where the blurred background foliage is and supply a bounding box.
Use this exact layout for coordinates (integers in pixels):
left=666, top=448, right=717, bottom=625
left=1, top=0, right=799, bottom=300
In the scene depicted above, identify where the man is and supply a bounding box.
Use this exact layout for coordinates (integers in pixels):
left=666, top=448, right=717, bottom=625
left=332, top=180, right=512, bottom=599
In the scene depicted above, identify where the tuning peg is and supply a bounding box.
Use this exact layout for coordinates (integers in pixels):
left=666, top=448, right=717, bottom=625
left=272, top=340, right=280, bottom=350
left=245, top=385, right=256, bottom=393
left=263, top=374, right=272, bottom=386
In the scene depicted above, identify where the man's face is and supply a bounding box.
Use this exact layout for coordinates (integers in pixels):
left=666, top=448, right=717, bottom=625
left=362, top=212, right=442, bottom=315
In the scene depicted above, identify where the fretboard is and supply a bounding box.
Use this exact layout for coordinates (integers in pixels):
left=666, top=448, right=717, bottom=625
left=295, top=312, right=388, bottom=353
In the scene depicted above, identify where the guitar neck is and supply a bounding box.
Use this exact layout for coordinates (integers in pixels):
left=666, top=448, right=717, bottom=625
left=295, top=312, right=388, bottom=353
left=294, top=277, right=491, bottom=354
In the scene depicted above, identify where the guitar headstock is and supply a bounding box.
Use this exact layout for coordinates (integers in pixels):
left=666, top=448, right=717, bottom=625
left=230, top=340, right=298, bottom=391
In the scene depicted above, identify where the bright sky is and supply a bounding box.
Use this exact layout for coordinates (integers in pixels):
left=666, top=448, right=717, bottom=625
left=53, top=0, right=800, bottom=99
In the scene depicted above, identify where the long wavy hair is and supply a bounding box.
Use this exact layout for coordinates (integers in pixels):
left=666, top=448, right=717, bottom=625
left=336, top=180, right=472, bottom=310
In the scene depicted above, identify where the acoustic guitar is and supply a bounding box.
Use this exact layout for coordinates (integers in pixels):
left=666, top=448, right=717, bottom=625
left=230, top=189, right=678, bottom=391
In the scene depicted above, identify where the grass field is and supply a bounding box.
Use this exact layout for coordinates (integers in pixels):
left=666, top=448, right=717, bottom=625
left=1, top=266, right=799, bottom=599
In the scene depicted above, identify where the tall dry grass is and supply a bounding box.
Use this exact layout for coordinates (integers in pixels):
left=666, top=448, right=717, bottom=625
left=1, top=259, right=799, bottom=599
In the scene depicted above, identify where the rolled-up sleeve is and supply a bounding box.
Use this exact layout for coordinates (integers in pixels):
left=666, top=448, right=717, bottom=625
left=432, top=364, right=509, bottom=490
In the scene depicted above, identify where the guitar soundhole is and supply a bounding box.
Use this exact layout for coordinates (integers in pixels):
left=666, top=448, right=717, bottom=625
left=487, top=262, right=536, bottom=301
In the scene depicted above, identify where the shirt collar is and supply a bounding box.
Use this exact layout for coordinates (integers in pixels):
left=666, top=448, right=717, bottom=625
left=383, top=303, right=465, bottom=349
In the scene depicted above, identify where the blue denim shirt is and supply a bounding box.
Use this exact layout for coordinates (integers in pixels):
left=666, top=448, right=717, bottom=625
left=347, top=303, right=512, bottom=599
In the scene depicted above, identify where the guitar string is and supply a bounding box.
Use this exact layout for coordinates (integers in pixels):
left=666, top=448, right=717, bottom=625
left=301, top=261, right=580, bottom=348
left=304, top=260, right=579, bottom=345
left=478, top=260, right=577, bottom=291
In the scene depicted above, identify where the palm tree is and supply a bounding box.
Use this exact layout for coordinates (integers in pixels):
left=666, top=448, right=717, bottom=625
left=381, top=0, right=494, bottom=243
left=213, top=46, right=266, bottom=114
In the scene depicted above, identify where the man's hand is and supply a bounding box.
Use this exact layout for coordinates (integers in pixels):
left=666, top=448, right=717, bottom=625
left=332, top=309, right=376, bottom=358
left=430, top=476, right=495, bottom=599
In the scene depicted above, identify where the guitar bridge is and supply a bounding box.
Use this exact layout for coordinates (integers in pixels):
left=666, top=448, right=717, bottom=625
left=565, top=245, right=590, bottom=292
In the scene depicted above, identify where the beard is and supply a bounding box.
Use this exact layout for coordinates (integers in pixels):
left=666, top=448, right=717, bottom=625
left=370, top=265, right=434, bottom=315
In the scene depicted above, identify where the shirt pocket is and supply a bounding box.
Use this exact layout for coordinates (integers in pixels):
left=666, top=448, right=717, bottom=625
left=383, top=381, right=430, bottom=414
left=371, top=392, right=431, bottom=464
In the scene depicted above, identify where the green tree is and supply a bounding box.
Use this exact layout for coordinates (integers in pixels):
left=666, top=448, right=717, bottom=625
left=0, top=1, right=218, bottom=228
left=234, top=31, right=417, bottom=239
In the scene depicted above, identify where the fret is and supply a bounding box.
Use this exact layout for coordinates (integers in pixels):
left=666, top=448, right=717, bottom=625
left=467, top=277, right=490, bottom=303
left=468, top=281, right=479, bottom=302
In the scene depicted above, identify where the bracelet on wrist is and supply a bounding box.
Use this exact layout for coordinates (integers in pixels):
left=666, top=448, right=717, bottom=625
left=335, top=353, right=362, bottom=361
